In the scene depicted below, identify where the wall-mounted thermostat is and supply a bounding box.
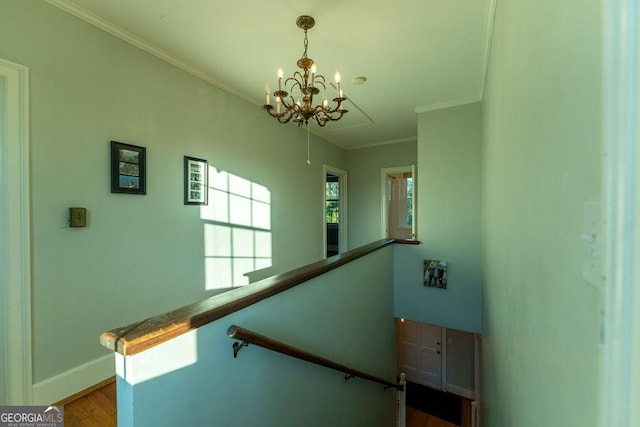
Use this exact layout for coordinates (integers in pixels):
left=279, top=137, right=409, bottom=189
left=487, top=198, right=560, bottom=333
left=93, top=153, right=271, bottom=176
left=69, top=207, right=87, bottom=227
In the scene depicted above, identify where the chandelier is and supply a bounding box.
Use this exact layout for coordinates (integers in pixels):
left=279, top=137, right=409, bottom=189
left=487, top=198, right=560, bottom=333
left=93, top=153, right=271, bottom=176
left=262, top=15, right=348, bottom=127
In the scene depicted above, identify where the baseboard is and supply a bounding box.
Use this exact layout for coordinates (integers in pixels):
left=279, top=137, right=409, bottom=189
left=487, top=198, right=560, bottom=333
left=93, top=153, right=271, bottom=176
left=446, top=383, right=475, bottom=400
left=32, top=354, right=115, bottom=405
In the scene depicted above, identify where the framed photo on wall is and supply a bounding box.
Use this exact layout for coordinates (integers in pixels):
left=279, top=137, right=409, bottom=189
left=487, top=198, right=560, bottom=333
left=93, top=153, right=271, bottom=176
left=423, top=259, right=448, bottom=289
left=110, top=141, right=146, bottom=195
left=184, top=156, right=208, bottom=205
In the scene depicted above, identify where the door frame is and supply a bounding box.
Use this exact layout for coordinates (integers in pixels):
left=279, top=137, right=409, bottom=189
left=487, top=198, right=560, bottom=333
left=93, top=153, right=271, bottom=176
left=322, top=165, right=348, bottom=257
left=601, top=1, right=639, bottom=425
left=381, top=165, right=416, bottom=239
left=0, top=58, right=32, bottom=404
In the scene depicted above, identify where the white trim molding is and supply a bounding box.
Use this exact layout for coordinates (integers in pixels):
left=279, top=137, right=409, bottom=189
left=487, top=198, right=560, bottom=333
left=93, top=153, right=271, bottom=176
left=0, top=58, right=31, bottom=405
left=32, top=355, right=114, bottom=405
left=601, top=0, right=639, bottom=426
left=414, top=96, right=482, bottom=114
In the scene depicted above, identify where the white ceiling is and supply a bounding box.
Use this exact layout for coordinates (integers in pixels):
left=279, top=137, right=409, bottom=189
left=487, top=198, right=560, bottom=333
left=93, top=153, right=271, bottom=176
left=45, top=0, right=495, bottom=150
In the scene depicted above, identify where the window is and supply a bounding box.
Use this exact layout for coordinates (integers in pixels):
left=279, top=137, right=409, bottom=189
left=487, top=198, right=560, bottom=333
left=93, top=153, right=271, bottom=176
left=383, top=167, right=415, bottom=240
left=325, top=175, right=339, bottom=223
left=405, top=176, right=413, bottom=227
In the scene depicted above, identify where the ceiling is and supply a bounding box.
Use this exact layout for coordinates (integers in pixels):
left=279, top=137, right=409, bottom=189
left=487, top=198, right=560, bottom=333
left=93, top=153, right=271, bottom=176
left=45, top=0, right=495, bottom=150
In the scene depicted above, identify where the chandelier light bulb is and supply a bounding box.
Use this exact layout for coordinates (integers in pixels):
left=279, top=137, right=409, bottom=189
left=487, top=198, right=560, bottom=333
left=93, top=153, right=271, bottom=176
left=277, top=67, right=284, bottom=92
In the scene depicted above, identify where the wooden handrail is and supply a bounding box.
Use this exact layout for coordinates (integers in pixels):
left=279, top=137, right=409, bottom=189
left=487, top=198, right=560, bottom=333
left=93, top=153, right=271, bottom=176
left=100, top=238, right=417, bottom=355
left=227, top=325, right=403, bottom=391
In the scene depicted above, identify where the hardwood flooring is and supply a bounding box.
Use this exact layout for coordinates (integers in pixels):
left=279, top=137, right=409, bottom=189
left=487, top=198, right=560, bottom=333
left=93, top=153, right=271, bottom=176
left=406, top=407, right=459, bottom=427
left=406, top=396, right=473, bottom=427
left=60, top=378, right=117, bottom=427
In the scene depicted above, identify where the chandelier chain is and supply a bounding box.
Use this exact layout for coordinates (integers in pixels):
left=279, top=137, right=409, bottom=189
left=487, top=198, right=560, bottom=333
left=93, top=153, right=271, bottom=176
left=303, top=29, right=308, bottom=59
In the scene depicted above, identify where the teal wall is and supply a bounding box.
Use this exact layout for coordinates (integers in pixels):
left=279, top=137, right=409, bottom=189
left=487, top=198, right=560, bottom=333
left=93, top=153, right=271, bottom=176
left=346, top=141, right=417, bottom=248
left=0, top=1, right=346, bottom=385
left=395, top=103, right=482, bottom=334
left=481, top=0, right=602, bottom=425
left=118, top=247, right=397, bottom=427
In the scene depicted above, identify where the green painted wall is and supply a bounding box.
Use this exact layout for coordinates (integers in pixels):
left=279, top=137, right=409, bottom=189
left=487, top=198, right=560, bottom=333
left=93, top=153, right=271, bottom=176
left=346, top=141, right=417, bottom=248
left=0, top=1, right=346, bottom=384
left=395, top=103, right=483, bottom=334
left=481, top=0, right=602, bottom=425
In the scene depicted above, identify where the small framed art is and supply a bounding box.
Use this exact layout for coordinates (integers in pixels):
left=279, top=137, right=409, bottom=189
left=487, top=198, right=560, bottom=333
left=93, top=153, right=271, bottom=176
left=184, top=156, right=208, bottom=205
left=424, top=259, right=448, bottom=289
left=110, top=141, right=146, bottom=195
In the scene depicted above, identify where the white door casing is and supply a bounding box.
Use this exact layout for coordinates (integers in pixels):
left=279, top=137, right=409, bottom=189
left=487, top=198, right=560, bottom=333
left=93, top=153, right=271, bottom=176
left=601, top=1, right=639, bottom=426
left=0, top=58, right=32, bottom=404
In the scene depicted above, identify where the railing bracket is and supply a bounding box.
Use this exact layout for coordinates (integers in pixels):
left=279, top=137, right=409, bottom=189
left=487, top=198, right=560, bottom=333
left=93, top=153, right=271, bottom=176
left=233, top=341, right=249, bottom=358
left=344, top=373, right=355, bottom=383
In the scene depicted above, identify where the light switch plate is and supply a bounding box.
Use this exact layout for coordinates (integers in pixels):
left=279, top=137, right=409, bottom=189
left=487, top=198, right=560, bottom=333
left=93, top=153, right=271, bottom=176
left=69, top=207, right=87, bottom=227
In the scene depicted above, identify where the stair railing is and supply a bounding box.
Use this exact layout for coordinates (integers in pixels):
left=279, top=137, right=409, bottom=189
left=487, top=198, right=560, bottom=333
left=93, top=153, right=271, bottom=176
left=228, top=324, right=404, bottom=391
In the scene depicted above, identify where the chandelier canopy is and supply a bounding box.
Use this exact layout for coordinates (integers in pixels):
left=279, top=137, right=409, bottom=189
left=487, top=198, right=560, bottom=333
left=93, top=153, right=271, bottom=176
left=263, top=15, right=348, bottom=127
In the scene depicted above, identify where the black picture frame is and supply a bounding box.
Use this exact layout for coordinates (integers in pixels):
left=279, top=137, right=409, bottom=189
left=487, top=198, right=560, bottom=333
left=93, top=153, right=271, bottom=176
left=184, top=156, right=208, bottom=205
left=110, top=141, right=146, bottom=195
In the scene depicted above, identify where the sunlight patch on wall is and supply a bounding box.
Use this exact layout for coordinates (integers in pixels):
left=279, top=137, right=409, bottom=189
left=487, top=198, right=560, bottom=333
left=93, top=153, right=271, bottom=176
left=201, top=166, right=272, bottom=290
left=116, top=329, right=198, bottom=385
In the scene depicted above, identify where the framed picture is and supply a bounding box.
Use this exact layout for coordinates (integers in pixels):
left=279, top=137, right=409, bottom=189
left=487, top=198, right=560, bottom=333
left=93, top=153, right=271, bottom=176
left=111, top=141, right=146, bottom=194
left=184, top=156, right=208, bottom=205
left=423, top=259, right=448, bottom=289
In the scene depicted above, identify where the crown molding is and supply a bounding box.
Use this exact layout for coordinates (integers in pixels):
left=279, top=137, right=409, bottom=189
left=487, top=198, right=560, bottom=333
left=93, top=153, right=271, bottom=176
left=346, top=136, right=417, bottom=151
left=43, top=0, right=258, bottom=106
left=414, top=96, right=482, bottom=114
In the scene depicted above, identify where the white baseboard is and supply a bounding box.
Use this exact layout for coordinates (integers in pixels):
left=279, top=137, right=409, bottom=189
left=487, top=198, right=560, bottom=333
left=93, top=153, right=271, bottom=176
left=446, top=383, right=475, bottom=400
left=32, top=354, right=115, bottom=404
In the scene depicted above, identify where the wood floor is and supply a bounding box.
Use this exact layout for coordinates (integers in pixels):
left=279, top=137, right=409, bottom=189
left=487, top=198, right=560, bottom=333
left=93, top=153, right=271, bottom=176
left=406, top=407, right=459, bottom=427
left=60, top=380, right=468, bottom=427
left=60, top=378, right=117, bottom=427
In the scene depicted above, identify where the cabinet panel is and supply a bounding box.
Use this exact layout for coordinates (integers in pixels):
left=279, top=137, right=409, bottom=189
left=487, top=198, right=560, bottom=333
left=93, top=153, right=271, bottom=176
left=397, top=319, right=476, bottom=399
left=397, top=319, right=443, bottom=390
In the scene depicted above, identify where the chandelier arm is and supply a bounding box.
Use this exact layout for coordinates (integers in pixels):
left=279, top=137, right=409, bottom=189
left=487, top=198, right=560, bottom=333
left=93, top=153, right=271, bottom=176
left=315, top=104, right=348, bottom=120
left=278, top=97, right=294, bottom=109
left=264, top=106, right=290, bottom=122
left=277, top=114, right=294, bottom=124
left=285, top=72, right=305, bottom=93
left=313, top=78, right=327, bottom=91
